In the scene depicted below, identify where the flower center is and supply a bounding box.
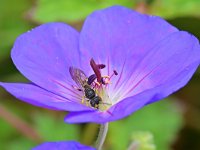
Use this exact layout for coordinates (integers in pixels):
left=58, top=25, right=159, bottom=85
left=86, top=58, right=118, bottom=111
left=69, top=58, right=118, bottom=111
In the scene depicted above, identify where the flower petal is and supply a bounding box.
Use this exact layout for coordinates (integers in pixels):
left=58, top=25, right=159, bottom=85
left=11, top=23, right=82, bottom=102
left=79, top=6, right=178, bottom=100
left=117, top=31, right=200, bottom=100
left=81, top=7, right=200, bottom=102
left=65, top=61, right=199, bottom=123
left=0, top=82, right=90, bottom=111
left=32, top=141, right=95, bottom=150
left=65, top=6, right=200, bottom=123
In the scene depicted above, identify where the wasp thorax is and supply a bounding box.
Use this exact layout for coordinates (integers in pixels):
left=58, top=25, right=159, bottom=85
left=84, top=88, right=95, bottom=99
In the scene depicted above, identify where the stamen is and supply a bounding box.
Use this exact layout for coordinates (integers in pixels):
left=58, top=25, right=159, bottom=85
left=113, top=70, right=118, bottom=75
left=101, top=76, right=111, bottom=85
left=107, top=57, right=110, bottom=76
left=110, top=70, right=118, bottom=79
left=94, top=81, right=101, bottom=87
left=98, top=64, right=106, bottom=69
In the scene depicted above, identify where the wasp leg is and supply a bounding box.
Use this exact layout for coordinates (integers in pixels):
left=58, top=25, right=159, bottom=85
left=95, top=88, right=99, bottom=95
left=82, top=96, right=90, bottom=107
left=81, top=96, right=85, bottom=104
left=95, top=104, right=99, bottom=109
left=86, top=100, right=90, bottom=107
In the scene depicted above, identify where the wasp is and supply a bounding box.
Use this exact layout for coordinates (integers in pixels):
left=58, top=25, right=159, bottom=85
left=69, top=66, right=102, bottom=109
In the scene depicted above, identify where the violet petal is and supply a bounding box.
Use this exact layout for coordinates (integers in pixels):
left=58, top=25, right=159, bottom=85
left=79, top=6, right=178, bottom=90
left=0, top=82, right=90, bottom=111
left=80, top=7, right=200, bottom=102
left=32, top=141, right=95, bottom=150
left=11, top=23, right=81, bottom=101
left=65, top=60, right=199, bottom=123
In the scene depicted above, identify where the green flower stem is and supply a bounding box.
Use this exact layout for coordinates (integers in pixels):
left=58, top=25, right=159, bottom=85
left=95, top=123, right=109, bottom=150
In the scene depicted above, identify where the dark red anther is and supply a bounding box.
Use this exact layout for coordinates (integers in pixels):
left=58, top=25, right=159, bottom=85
left=101, top=77, right=106, bottom=85
left=90, top=58, right=102, bottom=83
left=113, top=70, right=118, bottom=75
left=97, top=64, right=106, bottom=69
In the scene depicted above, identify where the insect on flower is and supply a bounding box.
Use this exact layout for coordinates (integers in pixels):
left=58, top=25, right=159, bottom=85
left=69, top=65, right=103, bottom=109
left=0, top=6, right=200, bottom=123
left=69, top=59, right=117, bottom=110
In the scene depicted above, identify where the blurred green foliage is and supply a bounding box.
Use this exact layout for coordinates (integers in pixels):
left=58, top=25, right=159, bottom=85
left=0, top=99, right=181, bottom=150
left=31, top=0, right=133, bottom=23
left=109, top=100, right=181, bottom=150
left=0, top=0, right=32, bottom=58
left=0, top=0, right=200, bottom=150
left=150, top=0, right=200, bottom=18
left=33, top=112, right=79, bottom=141
left=31, top=0, right=200, bottom=23
left=0, top=0, right=33, bottom=77
left=131, top=131, right=156, bottom=150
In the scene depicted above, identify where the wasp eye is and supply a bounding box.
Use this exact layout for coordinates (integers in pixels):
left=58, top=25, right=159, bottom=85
left=87, top=74, right=97, bottom=85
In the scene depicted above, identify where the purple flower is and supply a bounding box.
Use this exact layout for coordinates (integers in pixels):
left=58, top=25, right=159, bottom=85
left=0, top=6, right=200, bottom=123
left=32, top=141, right=95, bottom=150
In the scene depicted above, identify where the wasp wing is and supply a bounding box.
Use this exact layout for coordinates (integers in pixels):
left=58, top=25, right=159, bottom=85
left=69, top=67, right=88, bottom=89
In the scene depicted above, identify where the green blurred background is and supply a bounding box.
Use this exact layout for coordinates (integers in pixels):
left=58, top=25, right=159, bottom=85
left=0, top=0, right=200, bottom=150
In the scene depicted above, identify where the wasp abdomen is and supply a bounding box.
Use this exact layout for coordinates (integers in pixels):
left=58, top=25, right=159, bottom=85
left=90, top=96, right=101, bottom=108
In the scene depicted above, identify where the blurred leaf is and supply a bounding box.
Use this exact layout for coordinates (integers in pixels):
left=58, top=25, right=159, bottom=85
left=0, top=0, right=33, bottom=77
left=168, top=17, right=200, bottom=41
left=31, top=0, right=134, bottom=23
left=81, top=123, right=99, bottom=145
left=130, top=131, right=156, bottom=150
left=0, top=113, right=35, bottom=150
left=168, top=17, right=200, bottom=76
left=0, top=72, right=28, bottom=83
left=6, top=138, right=35, bottom=150
left=0, top=0, right=32, bottom=57
left=33, top=112, right=80, bottom=141
left=150, top=0, right=200, bottom=19
left=109, top=99, right=182, bottom=150
left=0, top=119, right=18, bottom=147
